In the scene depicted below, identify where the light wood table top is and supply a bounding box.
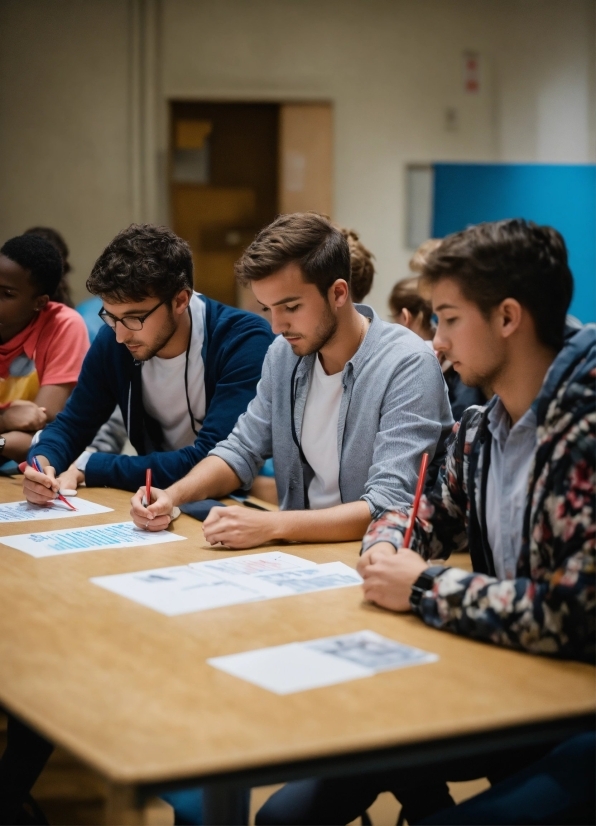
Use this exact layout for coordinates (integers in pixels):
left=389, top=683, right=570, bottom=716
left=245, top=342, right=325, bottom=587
left=0, top=478, right=593, bottom=792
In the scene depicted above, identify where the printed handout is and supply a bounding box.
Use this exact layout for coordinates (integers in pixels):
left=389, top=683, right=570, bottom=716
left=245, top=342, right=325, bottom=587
left=92, top=565, right=285, bottom=616
left=1, top=521, right=185, bottom=558
left=91, top=551, right=363, bottom=615
left=0, top=497, right=112, bottom=524
left=208, top=630, right=439, bottom=694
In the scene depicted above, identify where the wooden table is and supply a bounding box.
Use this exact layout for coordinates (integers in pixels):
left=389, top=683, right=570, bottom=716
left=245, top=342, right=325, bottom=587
left=0, top=478, right=593, bottom=824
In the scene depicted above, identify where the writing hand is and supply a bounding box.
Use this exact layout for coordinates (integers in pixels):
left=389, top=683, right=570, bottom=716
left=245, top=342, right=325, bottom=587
left=360, top=547, right=428, bottom=612
left=130, top=486, right=174, bottom=531
left=357, top=542, right=397, bottom=576
left=23, top=462, right=60, bottom=504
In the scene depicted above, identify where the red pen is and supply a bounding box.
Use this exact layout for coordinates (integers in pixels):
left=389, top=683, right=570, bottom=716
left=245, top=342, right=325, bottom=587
left=403, top=452, right=429, bottom=549
left=31, top=456, right=77, bottom=512
left=145, top=467, right=152, bottom=507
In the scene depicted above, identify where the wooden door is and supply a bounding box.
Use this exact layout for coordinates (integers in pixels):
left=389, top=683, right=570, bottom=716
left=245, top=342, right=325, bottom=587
left=278, top=103, right=333, bottom=216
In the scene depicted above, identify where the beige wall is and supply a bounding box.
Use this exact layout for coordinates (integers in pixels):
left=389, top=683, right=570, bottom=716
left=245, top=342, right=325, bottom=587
left=0, top=0, right=135, bottom=304
left=1, top=0, right=594, bottom=310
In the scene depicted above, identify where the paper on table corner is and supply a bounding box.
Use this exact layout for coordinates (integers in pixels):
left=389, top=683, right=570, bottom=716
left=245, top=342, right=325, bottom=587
left=208, top=630, right=438, bottom=694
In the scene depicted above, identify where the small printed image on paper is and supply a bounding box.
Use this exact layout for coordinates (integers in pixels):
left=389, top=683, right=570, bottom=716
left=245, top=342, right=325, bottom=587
left=306, top=630, right=438, bottom=671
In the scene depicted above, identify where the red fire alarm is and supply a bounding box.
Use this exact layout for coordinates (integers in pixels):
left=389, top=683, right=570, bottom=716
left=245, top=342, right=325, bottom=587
left=463, top=51, right=480, bottom=93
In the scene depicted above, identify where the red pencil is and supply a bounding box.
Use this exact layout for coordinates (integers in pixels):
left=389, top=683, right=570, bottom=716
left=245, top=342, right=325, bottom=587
left=403, top=452, right=429, bottom=549
left=31, top=456, right=77, bottom=512
left=146, top=467, right=152, bottom=507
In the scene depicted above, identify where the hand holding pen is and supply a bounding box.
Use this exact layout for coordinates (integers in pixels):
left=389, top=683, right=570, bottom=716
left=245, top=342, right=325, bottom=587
left=23, top=456, right=77, bottom=511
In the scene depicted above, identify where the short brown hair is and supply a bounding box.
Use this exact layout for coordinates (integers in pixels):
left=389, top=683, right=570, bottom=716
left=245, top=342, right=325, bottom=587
left=388, top=277, right=433, bottom=334
left=421, top=219, right=573, bottom=351
left=87, top=224, right=193, bottom=303
left=408, top=238, right=441, bottom=273
left=338, top=227, right=375, bottom=302
left=235, top=213, right=350, bottom=296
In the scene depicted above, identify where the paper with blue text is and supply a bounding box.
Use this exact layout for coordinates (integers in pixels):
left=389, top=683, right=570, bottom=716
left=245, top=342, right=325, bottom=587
left=0, top=497, right=112, bottom=524
left=1, top=521, right=184, bottom=557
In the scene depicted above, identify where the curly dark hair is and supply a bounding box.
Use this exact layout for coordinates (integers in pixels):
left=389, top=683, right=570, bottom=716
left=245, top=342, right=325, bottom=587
left=338, top=227, right=375, bottom=302
left=87, top=224, right=193, bottom=303
left=24, top=226, right=74, bottom=307
left=422, top=219, right=573, bottom=351
left=235, top=213, right=350, bottom=297
left=0, top=234, right=64, bottom=298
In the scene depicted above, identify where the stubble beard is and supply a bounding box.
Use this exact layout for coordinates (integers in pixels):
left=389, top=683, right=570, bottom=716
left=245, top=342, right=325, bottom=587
left=130, top=308, right=178, bottom=361
left=288, top=301, right=338, bottom=356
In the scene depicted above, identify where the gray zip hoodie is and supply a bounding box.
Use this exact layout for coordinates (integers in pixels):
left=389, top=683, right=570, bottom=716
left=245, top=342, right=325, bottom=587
left=210, top=305, right=453, bottom=517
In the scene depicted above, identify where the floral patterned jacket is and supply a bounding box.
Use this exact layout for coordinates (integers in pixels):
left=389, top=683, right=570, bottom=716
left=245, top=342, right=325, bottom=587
left=362, top=325, right=595, bottom=662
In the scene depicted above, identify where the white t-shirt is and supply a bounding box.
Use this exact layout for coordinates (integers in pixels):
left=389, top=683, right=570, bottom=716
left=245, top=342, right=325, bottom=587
left=300, top=355, right=344, bottom=509
left=142, top=294, right=206, bottom=451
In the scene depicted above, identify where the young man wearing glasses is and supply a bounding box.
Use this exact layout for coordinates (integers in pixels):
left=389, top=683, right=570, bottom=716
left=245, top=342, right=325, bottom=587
left=22, top=223, right=274, bottom=501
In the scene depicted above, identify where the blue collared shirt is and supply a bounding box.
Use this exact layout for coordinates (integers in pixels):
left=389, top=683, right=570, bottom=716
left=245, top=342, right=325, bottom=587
left=485, top=398, right=537, bottom=579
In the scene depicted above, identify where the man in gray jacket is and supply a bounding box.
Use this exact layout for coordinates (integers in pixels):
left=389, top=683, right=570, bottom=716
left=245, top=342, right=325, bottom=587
left=130, top=213, right=453, bottom=548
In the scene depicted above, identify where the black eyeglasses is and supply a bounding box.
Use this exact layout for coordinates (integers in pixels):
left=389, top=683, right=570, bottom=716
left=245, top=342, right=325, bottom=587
left=98, top=299, right=167, bottom=331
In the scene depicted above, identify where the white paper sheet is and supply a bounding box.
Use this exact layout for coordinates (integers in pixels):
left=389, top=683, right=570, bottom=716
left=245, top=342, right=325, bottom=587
left=208, top=630, right=438, bottom=694
left=1, top=521, right=185, bottom=558
left=91, top=553, right=363, bottom=615
left=92, top=565, right=284, bottom=615
left=0, top=497, right=112, bottom=524
left=194, top=551, right=317, bottom=577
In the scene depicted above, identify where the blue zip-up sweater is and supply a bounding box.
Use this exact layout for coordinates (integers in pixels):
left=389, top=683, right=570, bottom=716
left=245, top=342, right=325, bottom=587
left=30, top=296, right=274, bottom=491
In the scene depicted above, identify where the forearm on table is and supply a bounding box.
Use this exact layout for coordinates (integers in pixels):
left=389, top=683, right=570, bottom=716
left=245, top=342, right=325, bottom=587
left=1, top=431, right=34, bottom=462
left=270, top=500, right=372, bottom=543
left=167, top=456, right=242, bottom=504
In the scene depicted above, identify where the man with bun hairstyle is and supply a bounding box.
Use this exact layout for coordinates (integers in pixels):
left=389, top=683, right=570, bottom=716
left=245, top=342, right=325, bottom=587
left=130, top=212, right=453, bottom=548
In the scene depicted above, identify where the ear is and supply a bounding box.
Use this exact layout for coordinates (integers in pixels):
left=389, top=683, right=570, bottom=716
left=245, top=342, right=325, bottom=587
left=34, top=295, right=49, bottom=313
left=173, top=288, right=192, bottom=316
left=399, top=308, right=413, bottom=328
left=497, top=298, right=523, bottom=339
left=329, top=279, right=350, bottom=309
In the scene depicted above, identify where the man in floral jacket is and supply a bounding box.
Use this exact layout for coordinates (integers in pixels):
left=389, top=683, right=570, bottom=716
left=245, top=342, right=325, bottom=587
left=359, top=221, right=594, bottom=663
left=257, top=219, right=595, bottom=826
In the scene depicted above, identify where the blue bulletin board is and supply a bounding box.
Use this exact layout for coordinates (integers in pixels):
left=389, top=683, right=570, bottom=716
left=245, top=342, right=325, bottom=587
left=432, top=163, right=596, bottom=323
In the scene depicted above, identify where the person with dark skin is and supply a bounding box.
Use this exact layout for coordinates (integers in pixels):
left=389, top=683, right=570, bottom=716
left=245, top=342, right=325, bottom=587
left=23, top=227, right=74, bottom=308
left=0, top=235, right=89, bottom=463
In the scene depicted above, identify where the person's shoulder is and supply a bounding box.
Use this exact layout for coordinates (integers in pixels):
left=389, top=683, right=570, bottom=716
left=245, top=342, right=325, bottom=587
left=36, top=303, right=89, bottom=355
left=374, top=317, right=434, bottom=357
left=41, top=301, right=88, bottom=332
